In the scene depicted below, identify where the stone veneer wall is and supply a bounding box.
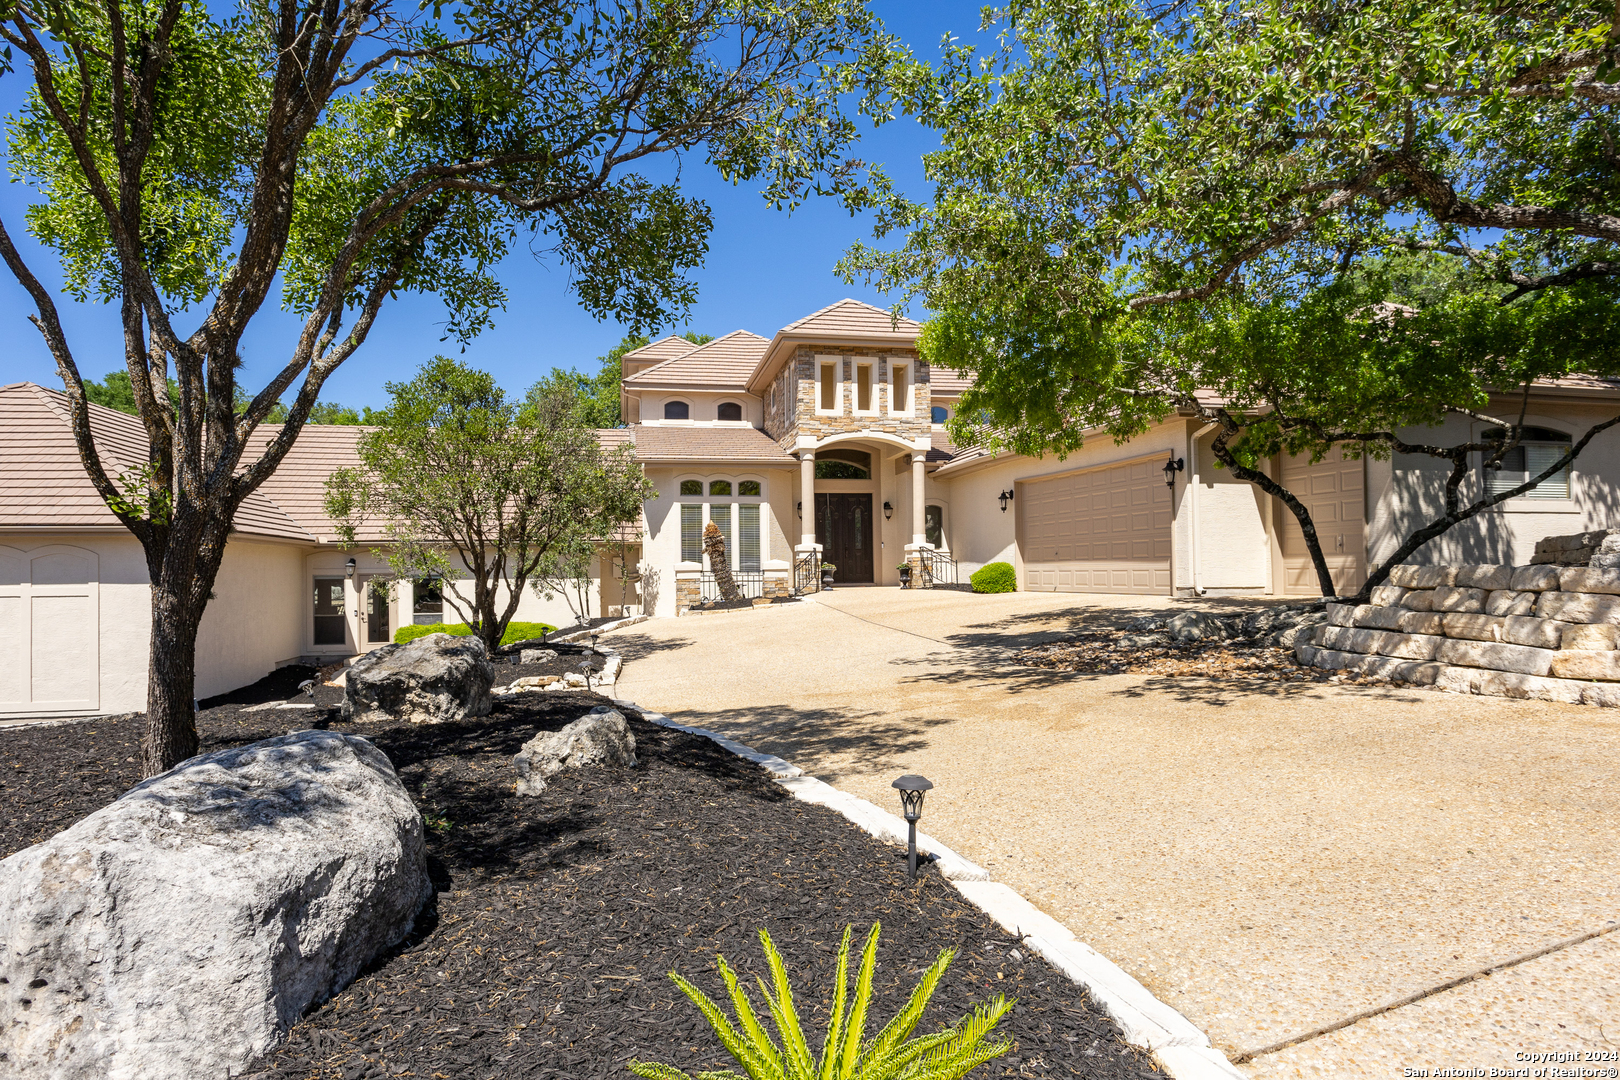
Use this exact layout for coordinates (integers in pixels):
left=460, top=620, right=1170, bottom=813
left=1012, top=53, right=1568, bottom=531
left=770, top=345, right=928, bottom=452
left=1296, top=563, right=1620, bottom=706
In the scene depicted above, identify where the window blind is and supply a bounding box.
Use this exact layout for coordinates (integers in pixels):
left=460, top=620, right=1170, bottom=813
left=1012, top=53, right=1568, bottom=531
left=681, top=504, right=702, bottom=562
left=1486, top=443, right=1571, bottom=499
left=710, top=504, right=732, bottom=568
left=739, top=504, right=761, bottom=571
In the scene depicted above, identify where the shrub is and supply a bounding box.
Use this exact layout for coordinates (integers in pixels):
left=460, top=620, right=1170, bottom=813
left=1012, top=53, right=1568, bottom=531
left=629, top=922, right=1011, bottom=1080
left=969, top=562, right=1017, bottom=594
left=393, top=620, right=557, bottom=647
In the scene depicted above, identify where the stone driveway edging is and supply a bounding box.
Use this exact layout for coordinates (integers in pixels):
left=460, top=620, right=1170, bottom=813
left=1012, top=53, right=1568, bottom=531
left=612, top=698, right=1243, bottom=1080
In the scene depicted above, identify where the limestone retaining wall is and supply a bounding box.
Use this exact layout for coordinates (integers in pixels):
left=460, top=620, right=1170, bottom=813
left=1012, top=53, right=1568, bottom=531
left=1296, top=562, right=1620, bottom=706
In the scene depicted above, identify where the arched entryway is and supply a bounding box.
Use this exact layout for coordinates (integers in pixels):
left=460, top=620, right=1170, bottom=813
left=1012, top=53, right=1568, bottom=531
left=814, top=448, right=875, bottom=583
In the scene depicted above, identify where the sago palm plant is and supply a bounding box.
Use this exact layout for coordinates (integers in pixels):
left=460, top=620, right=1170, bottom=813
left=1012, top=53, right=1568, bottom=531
left=628, top=922, right=1013, bottom=1080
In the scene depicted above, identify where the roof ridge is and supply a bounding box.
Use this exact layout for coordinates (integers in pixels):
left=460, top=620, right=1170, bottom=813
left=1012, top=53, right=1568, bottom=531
left=778, top=297, right=918, bottom=334
left=622, top=329, right=767, bottom=383
left=621, top=334, right=702, bottom=363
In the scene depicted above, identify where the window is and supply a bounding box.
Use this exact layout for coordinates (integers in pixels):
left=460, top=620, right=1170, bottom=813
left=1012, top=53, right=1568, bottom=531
left=738, top=480, right=761, bottom=497
left=681, top=504, right=703, bottom=562
left=664, top=400, right=690, bottom=420
left=710, top=503, right=732, bottom=566
left=815, top=448, right=871, bottom=479
left=1484, top=426, right=1572, bottom=499
left=709, top=480, right=732, bottom=496
left=856, top=363, right=873, bottom=411
left=925, top=505, right=945, bottom=549
left=739, top=504, right=762, bottom=571
left=717, top=401, right=743, bottom=422
left=819, top=362, right=838, bottom=411
left=314, top=577, right=347, bottom=645
left=891, top=363, right=909, bottom=413
left=679, top=479, right=702, bottom=495
left=931, top=405, right=948, bottom=424
left=412, top=577, right=443, bottom=625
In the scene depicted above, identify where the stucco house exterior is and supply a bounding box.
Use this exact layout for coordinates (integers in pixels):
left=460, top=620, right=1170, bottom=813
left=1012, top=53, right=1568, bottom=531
left=613, top=299, right=1620, bottom=616
left=5, top=298, right=1618, bottom=718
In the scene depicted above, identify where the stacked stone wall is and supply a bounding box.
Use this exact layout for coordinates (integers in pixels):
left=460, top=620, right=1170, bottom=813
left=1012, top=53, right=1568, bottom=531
left=777, top=345, right=930, bottom=452
left=1296, top=562, right=1620, bottom=706
left=1530, top=528, right=1620, bottom=567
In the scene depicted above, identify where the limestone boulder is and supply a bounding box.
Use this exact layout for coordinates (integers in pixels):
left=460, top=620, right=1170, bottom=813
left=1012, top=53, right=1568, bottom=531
left=1369, top=584, right=1410, bottom=607
left=1456, top=564, right=1514, bottom=591
left=1549, top=650, right=1620, bottom=682
left=1351, top=605, right=1404, bottom=630
left=0, top=731, right=431, bottom=1080
left=1535, top=591, right=1620, bottom=625
left=1510, top=565, right=1562, bottom=592
left=1431, top=586, right=1486, bottom=614
left=1399, top=589, right=1436, bottom=612
left=1395, top=610, right=1445, bottom=636
left=1556, top=567, right=1620, bottom=596
left=344, top=632, right=494, bottom=724
left=1440, top=613, right=1505, bottom=642
left=1385, top=564, right=1424, bottom=589
left=519, top=648, right=559, bottom=664
left=1165, top=610, right=1229, bottom=642
left=1502, top=616, right=1564, bottom=650
left=1435, top=638, right=1554, bottom=677
left=1485, top=590, right=1536, bottom=617
left=1410, top=565, right=1459, bottom=589
left=513, top=706, right=638, bottom=796
left=1560, top=623, right=1619, bottom=651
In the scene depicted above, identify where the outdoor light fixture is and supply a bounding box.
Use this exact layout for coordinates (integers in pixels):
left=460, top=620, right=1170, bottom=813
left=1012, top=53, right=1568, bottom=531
left=345, top=557, right=356, bottom=579
left=883, top=501, right=894, bottom=520
left=796, top=501, right=803, bottom=519
left=1162, top=453, right=1185, bottom=488
left=997, top=489, right=1014, bottom=513
left=589, top=630, right=602, bottom=654
left=891, top=774, right=934, bottom=879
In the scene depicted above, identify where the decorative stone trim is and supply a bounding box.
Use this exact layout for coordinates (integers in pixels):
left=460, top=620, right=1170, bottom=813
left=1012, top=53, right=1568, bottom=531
left=618, top=700, right=1242, bottom=1080
left=1300, top=562, right=1620, bottom=704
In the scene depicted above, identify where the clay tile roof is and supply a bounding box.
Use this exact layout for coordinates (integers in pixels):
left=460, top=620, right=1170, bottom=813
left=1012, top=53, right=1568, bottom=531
left=620, top=335, right=701, bottom=377
left=621, top=424, right=794, bottom=464
left=779, top=298, right=921, bottom=337
left=623, top=330, right=768, bottom=389
left=241, top=424, right=380, bottom=543
left=0, top=383, right=313, bottom=541
left=596, top=428, right=634, bottom=452
left=927, top=367, right=973, bottom=394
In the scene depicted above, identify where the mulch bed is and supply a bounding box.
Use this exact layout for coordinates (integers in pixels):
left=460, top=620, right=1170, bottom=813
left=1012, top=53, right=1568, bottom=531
left=1, top=691, right=1163, bottom=1079
left=1019, top=629, right=1376, bottom=684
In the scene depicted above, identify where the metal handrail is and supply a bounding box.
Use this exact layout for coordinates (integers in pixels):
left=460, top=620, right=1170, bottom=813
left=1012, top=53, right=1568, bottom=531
left=792, top=551, right=821, bottom=595
left=917, top=547, right=958, bottom=588
left=700, top=570, right=764, bottom=602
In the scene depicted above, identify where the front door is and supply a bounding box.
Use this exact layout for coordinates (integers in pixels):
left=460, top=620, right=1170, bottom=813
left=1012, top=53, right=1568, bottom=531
left=361, top=577, right=391, bottom=644
left=816, top=493, right=873, bottom=583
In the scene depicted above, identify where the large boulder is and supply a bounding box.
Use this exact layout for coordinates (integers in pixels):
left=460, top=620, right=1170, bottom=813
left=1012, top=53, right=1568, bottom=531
left=344, top=632, right=494, bottom=723
left=0, top=730, right=431, bottom=1080
left=514, top=705, right=637, bottom=796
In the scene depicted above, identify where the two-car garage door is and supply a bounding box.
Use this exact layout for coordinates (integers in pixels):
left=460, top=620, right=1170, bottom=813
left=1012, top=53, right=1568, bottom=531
left=1019, top=458, right=1172, bottom=594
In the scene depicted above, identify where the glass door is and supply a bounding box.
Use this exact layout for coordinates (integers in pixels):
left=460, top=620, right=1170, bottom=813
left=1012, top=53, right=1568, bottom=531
left=313, top=577, right=347, bottom=646
left=361, top=578, right=390, bottom=644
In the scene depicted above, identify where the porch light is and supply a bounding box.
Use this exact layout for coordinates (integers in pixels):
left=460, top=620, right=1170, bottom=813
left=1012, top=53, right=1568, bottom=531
left=345, top=557, right=356, bottom=579
left=1162, top=453, right=1185, bottom=488
left=796, top=501, right=802, bottom=519
left=883, top=501, right=894, bottom=520
left=997, top=489, right=1014, bottom=513
left=891, top=774, right=934, bottom=879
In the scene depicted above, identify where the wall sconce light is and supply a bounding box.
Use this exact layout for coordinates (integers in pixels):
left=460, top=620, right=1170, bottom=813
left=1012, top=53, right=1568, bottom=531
left=1162, top=453, right=1185, bottom=488
left=998, top=489, right=1014, bottom=513
left=882, top=501, right=894, bottom=520
left=796, top=501, right=803, bottom=519
left=345, top=557, right=356, bottom=579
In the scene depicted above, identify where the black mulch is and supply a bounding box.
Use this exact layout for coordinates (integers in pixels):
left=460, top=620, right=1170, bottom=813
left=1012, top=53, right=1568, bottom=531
left=2, top=697, right=1164, bottom=1080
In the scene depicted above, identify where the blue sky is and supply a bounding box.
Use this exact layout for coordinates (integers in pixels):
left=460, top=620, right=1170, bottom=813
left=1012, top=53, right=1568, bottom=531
left=0, top=2, right=989, bottom=410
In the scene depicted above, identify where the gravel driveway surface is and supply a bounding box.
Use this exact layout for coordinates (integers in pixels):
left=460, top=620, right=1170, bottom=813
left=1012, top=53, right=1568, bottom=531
left=609, top=587, right=1620, bottom=1078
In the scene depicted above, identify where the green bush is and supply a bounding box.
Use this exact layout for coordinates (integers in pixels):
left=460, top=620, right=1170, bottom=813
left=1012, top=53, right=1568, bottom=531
left=393, top=620, right=557, bottom=647
left=969, top=561, right=1017, bottom=594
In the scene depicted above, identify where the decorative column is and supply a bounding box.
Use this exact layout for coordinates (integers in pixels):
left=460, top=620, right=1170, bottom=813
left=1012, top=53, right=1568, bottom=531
left=799, top=451, right=817, bottom=549
left=904, top=451, right=928, bottom=584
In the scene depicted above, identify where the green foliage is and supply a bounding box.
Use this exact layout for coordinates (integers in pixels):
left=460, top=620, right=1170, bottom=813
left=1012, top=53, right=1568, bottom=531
left=541, top=331, right=714, bottom=429
left=393, top=621, right=556, bottom=646
left=327, top=356, right=653, bottom=651
left=969, top=563, right=1016, bottom=594
left=629, top=923, right=1012, bottom=1080
left=84, top=371, right=180, bottom=416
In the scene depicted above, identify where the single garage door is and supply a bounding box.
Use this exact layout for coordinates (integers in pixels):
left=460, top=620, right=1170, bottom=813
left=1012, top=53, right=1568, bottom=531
left=0, top=545, right=100, bottom=717
left=1278, top=449, right=1366, bottom=596
left=1020, top=457, right=1172, bottom=594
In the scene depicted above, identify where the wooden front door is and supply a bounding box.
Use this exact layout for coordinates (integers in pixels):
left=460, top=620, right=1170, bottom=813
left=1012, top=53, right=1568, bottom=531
left=816, top=493, right=873, bottom=583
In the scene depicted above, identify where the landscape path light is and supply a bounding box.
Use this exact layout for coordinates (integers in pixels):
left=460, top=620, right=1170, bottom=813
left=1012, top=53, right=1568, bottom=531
left=891, top=774, right=934, bottom=879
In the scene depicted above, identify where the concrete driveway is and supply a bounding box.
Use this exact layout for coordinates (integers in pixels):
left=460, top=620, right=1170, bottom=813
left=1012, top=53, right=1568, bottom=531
left=609, top=588, right=1620, bottom=1077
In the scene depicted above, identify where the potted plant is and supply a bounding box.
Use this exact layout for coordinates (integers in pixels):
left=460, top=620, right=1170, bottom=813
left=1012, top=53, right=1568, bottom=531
left=820, top=562, right=837, bottom=590
left=897, top=561, right=913, bottom=588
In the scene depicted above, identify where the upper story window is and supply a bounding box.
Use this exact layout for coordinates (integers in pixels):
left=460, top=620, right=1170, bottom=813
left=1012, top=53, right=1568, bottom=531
left=739, top=480, right=761, bottom=496
left=664, top=400, right=690, bottom=420
left=717, top=401, right=743, bottom=422
left=709, top=480, right=732, bottom=496
left=931, top=405, right=948, bottom=424
left=819, top=361, right=839, bottom=412
left=890, top=362, right=910, bottom=414
left=1484, top=426, right=1572, bottom=499
left=855, top=362, right=874, bottom=413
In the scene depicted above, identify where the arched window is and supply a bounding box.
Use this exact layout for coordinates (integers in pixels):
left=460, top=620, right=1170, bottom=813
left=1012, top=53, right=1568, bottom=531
left=664, top=400, right=690, bottom=420
left=717, top=401, right=743, bottom=422
left=815, top=448, right=871, bottom=480
left=709, top=480, right=732, bottom=496
left=931, top=405, right=948, bottom=424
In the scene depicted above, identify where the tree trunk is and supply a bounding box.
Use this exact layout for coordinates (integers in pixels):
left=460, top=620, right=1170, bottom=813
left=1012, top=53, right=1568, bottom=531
left=1208, top=430, right=1339, bottom=598
left=143, top=580, right=202, bottom=776
left=703, top=521, right=742, bottom=601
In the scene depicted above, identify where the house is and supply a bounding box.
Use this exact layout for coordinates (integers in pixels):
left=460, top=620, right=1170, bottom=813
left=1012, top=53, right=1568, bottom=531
left=5, top=299, right=1617, bottom=717
left=612, top=299, right=1620, bottom=614
left=0, top=383, right=586, bottom=719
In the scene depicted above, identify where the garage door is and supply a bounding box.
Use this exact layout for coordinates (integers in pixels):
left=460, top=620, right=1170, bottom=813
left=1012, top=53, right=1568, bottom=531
left=1019, top=458, right=1172, bottom=594
left=1278, top=449, right=1365, bottom=596
left=0, top=545, right=100, bottom=717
